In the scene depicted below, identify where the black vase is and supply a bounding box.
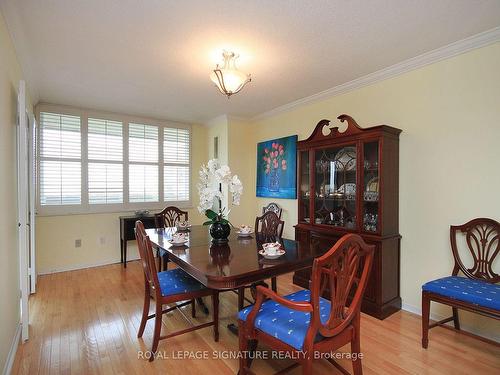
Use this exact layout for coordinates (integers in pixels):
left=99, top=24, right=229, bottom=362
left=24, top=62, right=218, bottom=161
left=209, top=221, right=231, bottom=243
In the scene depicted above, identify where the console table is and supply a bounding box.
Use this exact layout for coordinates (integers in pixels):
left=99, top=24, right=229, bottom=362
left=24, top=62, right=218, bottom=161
left=119, top=214, right=156, bottom=267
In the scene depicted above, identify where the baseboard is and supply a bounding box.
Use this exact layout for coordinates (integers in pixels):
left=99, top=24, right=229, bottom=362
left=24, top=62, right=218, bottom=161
left=401, top=302, right=500, bottom=343
left=2, top=323, right=21, bottom=375
left=37, top=257, right=140, bottom=275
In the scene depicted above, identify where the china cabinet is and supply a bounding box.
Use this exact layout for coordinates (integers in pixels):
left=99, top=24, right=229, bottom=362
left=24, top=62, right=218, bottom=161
left=294, top=114, right=402, bottom=319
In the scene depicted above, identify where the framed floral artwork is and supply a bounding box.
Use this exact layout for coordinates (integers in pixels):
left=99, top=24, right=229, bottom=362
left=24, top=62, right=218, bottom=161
left=256, top=135, right=297, bottom=199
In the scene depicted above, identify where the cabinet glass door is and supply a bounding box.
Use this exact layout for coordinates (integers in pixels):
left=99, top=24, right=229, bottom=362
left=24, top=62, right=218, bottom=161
left=363, top=141, right=379, bottom=232
left=298, top=150, right=310, bottom=223
left=314, top=145, right=357, bottom=229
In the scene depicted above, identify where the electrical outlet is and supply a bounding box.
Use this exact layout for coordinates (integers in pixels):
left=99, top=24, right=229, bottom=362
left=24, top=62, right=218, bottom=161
left=75, top=239, right=82, bottom=248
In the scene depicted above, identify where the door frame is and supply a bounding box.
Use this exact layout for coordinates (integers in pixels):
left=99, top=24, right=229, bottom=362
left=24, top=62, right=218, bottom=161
left=17, top=80, right=30, bottom=341
left=28, top=112, right=37, bottom=294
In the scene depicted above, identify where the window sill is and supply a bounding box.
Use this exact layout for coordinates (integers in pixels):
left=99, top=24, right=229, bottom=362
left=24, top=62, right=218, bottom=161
left=36, top=201, right=194, bottom=217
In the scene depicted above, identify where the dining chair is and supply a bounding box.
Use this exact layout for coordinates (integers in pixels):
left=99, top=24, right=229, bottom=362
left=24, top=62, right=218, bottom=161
left=251, top=210, right=285, bottom=296
left=238, top=233, right=374, bottom=375
left=154, top=206, right=188, bottom=271
left=262, top=202, right=283, bottom=219
left=135, top=220, right=219, bottom=361
left=421, top=218, right=500, bottom=348
left=154, top=206, right=188, bottom=228
left=255, top=210, right=284, bottom=242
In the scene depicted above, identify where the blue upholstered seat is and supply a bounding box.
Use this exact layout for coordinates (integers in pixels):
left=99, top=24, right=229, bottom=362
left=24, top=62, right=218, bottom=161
left=238, top=289, right=331, bottom=350
left=422, top=276, right=500, bottom=311
left=157, top=268, right=206, bottom=297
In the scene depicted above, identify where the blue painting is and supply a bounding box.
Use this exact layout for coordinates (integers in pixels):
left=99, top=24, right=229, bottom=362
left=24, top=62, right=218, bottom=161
left=256, top=135, right=297, bottom=199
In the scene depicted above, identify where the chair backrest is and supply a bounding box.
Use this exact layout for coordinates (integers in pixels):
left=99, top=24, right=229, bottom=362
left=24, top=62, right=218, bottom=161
left=135, top=220, right=161, bottom=296
left=262, top=202, right=283, bottom=219
left=450, top=218, right=500, bottom=283
left=155, top=206, right=188, bottom=228
left=254, top=211, right=284, bottom=242
left=308, top=234, right=374, bottom=340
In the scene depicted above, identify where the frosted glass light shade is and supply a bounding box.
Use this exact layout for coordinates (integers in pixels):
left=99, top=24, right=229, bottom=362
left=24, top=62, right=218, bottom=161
left=210, top=51, right=251, bottom=98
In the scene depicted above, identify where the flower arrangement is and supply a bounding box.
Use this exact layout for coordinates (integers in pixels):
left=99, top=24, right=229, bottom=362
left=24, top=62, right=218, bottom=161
left=262, top=142, right=287, bottom=174
left=197, top=159, right=243, bottom=227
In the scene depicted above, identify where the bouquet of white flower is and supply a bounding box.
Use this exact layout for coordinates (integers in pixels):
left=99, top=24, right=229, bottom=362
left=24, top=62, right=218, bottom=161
left=197, top=159, right=243, bottom=232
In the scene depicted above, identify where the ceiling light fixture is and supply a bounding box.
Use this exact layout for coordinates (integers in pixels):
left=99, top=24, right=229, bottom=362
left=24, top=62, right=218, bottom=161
left=210, top=51, right=251, bottom=98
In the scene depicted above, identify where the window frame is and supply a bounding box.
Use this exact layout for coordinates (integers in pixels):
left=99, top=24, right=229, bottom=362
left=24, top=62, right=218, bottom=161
left=36, top=104, right=192, bottom=216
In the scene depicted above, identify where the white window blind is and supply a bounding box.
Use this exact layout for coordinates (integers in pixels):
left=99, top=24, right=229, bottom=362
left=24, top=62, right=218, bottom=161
left=128, top=123, right=159, bottom=202
left=163, top=127, right=190, bottom=201
left=88, top=118, right=123, bottom=204
left=39, top=112, right=81, bottom=205
left=37, top=108, right=191, bottom=214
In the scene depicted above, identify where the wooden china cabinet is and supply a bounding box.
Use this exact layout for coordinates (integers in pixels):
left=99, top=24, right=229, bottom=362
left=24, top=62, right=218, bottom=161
left=294, top=114, right=402, bottom=319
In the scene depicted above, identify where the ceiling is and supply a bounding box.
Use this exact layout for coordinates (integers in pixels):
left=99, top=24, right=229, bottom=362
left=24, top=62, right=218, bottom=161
left=2, top=0, right=500, bottom=123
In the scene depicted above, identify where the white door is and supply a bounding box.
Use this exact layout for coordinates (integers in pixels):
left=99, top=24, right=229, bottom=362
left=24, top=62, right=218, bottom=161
left=17, top=80, right=30, bottom=341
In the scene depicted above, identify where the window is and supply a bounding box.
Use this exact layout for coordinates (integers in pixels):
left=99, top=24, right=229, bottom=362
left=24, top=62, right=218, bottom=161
left=128, top=123, right=159, bottom=203
left=39, top=112, right=81, bottom=206
left=88, top=118, right=123, bottom=204
left=164, top=127, right=190, bottom=202
left=37, top=108, right=191, bottom=214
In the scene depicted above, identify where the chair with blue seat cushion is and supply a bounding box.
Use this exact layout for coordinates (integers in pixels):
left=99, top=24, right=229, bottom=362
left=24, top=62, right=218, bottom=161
left=157, top=268, right=206, bottom=296
left=135, top=221, right=219, bottom=361
left=421, top=218, right=500, bottom=349
left=238, top=233, right=374, bottom=375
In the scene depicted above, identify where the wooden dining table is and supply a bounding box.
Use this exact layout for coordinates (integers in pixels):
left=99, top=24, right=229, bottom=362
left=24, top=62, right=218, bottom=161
left=145, top=225, right=322, bottom=332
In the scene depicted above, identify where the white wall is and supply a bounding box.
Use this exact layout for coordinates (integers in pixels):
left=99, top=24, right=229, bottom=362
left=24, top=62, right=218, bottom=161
left=36, top=123, right=208, bottom=274
left=251, top=42, right=500, bottom=341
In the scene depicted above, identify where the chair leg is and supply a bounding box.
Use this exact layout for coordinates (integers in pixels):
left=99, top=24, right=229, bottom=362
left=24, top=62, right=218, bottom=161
left=238, top=320, right=248, bottom=374
left=138, top=281, right=151, bottom=338
left=452, top=307, right=460, bottom=330
left=213, top=292, right=219, bottom=342
left=191, top=299, right=196, bottom=318
left=302, top=358, right=313, bottom=375
left=351, top=313, right=363, bottom=375
left=150, top=302, right=163, bottom=362
left=422, top=292, right=430, bottom=349
left=271, top=277, right=277, bottom=293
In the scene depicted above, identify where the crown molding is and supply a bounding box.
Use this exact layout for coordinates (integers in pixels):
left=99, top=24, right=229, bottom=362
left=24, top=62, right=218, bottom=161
left=252, top=27, right=500, bottom=122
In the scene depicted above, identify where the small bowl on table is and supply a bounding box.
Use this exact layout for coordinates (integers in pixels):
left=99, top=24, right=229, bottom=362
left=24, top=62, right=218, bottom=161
left=237, top=225, right=254, bottom=237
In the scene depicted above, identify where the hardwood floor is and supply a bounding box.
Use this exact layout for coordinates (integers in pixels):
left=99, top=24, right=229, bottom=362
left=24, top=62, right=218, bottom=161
left=12, top=261, right=500, bottom=375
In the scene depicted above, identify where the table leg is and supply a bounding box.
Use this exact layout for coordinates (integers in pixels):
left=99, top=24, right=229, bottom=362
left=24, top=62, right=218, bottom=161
left=196, top=298, right=209, bottom=315
left=120, top=239, right=124, bottom=264
left=237, top=287, right=245, bottom=311
left=123, top=240, right=128, bottom=268
left=271, top=277, right=277, bottom=293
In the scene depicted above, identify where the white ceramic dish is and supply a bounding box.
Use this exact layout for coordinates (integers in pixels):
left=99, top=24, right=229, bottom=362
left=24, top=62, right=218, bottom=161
left=237, top=230, right=254, bottom=237
left=259, top=249, right=285, bottom=259
left=168, top=239, right=188, bottom=246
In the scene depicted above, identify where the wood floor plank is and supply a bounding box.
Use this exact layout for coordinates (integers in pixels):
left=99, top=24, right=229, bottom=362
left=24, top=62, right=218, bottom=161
left=12, top=261, right=500, bottom=375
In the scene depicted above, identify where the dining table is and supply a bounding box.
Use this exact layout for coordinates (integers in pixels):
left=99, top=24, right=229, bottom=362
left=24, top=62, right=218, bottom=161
left=145, top=225, right=323, bottom=333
